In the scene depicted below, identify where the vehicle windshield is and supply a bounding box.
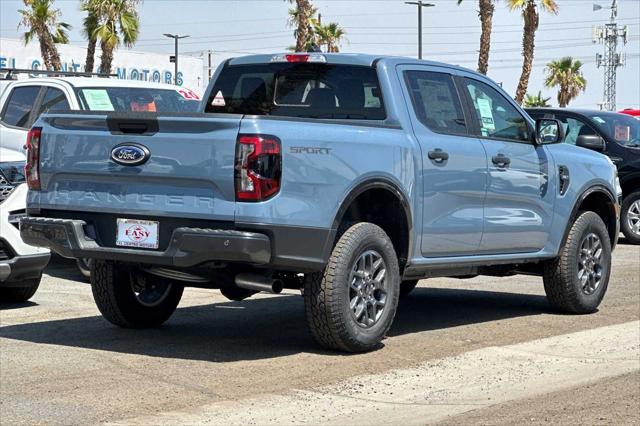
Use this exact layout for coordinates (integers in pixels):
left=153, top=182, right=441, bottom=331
left=205, top=63, right=386, bottom=120
left=77, top=87, right=201, bottom=112
left=586, top=112, right=640, bottom=148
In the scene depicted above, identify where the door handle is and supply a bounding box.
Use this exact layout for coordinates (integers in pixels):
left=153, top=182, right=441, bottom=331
left=428, top=149, right=449, bottom=162
left=492, top=153, right=511, bottom=167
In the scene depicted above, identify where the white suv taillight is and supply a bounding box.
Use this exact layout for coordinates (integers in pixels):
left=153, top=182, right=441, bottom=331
left=235, top=134, right=282, bottom=202
left=25, top=127, right=42, bottom=190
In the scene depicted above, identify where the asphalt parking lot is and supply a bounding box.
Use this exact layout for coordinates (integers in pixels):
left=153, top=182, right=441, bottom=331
left=1, top=240, right=639, bottom=425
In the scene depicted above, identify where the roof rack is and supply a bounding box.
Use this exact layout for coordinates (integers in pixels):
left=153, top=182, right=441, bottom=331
left=0, top=68, right=117, bottom=80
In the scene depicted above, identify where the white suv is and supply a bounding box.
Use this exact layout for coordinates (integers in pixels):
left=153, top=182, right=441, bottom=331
left=0, top=147, right=50, bottom=302
left=0, top=74, right=201, bottom=278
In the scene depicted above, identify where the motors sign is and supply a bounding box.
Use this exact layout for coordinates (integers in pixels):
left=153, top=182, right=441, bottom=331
left=0, top=38, right=205, bottom=92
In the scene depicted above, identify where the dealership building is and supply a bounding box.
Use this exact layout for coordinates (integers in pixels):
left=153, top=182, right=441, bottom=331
left=0, top=38, right=206, bottom=94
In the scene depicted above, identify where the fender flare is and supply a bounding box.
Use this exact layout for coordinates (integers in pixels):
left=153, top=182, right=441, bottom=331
left=562, top=185, right=619, bottom=249
left=329, top=178, right=414, bottom=266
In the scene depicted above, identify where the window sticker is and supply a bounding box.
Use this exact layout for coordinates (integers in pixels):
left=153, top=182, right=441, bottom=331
left=178, top=88, right=200, bottom=100
left=83, top=89, right=115, bottom=111
left=476, top=98, right=495, bottom=130
left=211, top=90, right=226, bottom=107
left=614, top=125, right=631, bottom=141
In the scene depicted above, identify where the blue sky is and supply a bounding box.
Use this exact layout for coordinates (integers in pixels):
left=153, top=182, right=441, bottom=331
left=1, top=0, right=639, bottom=108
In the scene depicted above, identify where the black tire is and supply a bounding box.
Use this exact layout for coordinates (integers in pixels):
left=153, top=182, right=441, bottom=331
left=399, top=280, right=418, bottom=297
left=0, top=277, right=41, bottom=303
left=91, top=260, right=184, bottom=328
left=621, top=191, right=640, bottom=245
left=303, top=222, right=400, bottom=352
left=76, top=258, right=92, bottom=281
left=543, top=211, right=612, bottom=314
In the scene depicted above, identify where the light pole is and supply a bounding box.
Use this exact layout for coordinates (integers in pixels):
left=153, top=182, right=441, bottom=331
left=163, top=33, right=190, bottom=85
left=405, top=1, right=435, bottom=60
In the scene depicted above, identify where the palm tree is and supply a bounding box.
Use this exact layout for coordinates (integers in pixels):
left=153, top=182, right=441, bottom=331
left=544, top=57, right=586, bottom=107
left=524, top=90, right=552, bottom=107
left=18, top=0, right=71, bottom=71
left=315, top=22, right=346, bottom=53
left=507, top=0, right=559, bottom=105
left=81, top=0, right=100, bottom=72
left=285, top=0, right=315, bottom=52
left=92, top=0, right=141, bottom=75
left=458, top=0, right=495, bottom=75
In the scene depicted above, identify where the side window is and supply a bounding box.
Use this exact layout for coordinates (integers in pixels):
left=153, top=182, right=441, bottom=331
left=464, top=79, right=529, bottom=142
left=0, top=86, right=41, bottom=128
left=553, top=113, right=597, bottom=145
left=405, top=71, right=467, bottom=135
left=37, top=87, right=70, bottom=116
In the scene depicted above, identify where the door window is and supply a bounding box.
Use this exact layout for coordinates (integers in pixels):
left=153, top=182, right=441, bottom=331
left=37, top=87, right=70, bottom=115
left=0, top=86, right=41, bottom=128
left=405, top=71, right=468, bottom=135
left=553, top=113, right=597, bottom=145
left=464, top=79, right=529, bottom=142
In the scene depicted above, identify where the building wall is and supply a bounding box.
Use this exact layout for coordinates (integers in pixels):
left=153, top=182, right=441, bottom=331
left=0, top=38, right=205, bottom=93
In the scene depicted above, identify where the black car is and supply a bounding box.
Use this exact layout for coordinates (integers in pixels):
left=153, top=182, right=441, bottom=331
left=527, top=108, right=640, bottom=244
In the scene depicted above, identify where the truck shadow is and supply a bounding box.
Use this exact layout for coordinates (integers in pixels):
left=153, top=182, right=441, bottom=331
left=0, top=286, right=551, bottom=362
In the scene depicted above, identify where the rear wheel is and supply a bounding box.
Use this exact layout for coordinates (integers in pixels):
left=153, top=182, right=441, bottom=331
left=621, top=191, right=640, bottom=244
left=91, top=260, right=183, bottom=328
left=543, top=211, right=611, bottom=314
left=304, top=223, right=400, bottom=352
left=76, top=258, right=92, bottom=280
left=0, top=277, right=41, bottom=303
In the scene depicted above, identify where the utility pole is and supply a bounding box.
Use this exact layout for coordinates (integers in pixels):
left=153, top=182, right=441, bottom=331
left=163, top=33, right=190, bottom=86
left=593, top=0, right=628, bottom=111
left=405, top=1, right=435, bottom=60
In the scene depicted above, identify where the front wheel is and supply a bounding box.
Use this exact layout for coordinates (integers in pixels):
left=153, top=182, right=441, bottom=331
left=304, top=223, right=400, bottom=352
left=91, top=260, right=184, bottom=328
left=543, top=211, right=611, bottom=314
left=621, top=191, right=640, bottom=244
left=0, top=277, right=41, bottom=303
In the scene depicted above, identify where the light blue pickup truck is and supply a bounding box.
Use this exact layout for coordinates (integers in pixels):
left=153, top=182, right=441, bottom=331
left=21, top=53, right=621, bottom=352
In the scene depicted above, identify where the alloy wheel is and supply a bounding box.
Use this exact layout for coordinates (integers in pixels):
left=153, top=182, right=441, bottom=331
left=626, top=200, right=640, bottom=237
left=578, top=233, right=604, bottom=295
left=349, top=250, right=388, bottom=328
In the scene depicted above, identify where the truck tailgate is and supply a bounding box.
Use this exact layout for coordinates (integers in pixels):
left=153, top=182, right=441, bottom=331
left=31, top=113, right=240, bottom=222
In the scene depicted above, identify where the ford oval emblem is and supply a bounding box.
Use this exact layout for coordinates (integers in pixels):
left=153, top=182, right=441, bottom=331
left=110, top=143, right=150, bottom=166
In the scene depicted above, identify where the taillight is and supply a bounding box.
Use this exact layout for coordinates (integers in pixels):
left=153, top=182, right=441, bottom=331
left=25, top=127, right=42, bottom=190
left=235, top=134, right=281, bottom=202
left=270, top=53, right=326, bottom=63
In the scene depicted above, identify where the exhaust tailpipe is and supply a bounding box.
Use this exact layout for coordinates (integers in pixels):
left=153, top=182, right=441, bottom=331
left=235, top=273, right=284, bottom=294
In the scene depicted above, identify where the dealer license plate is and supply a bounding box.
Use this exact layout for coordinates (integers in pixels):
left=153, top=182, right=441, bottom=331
left=116, top=219, right=159, bottom=249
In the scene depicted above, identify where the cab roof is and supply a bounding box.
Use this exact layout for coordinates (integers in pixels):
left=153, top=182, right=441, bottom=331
left=227, top=52, right=473, bottom=73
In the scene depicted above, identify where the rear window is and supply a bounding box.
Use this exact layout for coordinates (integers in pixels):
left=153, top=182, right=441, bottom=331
left=205, top=63, right=386, bottom=120
left=77, top=87, right=200, bottom=112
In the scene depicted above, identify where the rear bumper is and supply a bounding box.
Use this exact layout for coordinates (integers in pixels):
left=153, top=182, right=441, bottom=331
left=0, top=253, right=50, bottom=285
left=20, top=217, right=271, bottom=268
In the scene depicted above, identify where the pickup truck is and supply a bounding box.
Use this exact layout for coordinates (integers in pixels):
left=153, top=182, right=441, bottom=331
left=20, top=53, right=621, bottom=352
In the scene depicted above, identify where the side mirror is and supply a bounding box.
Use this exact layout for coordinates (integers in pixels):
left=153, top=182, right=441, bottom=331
left=576, top=134, right=606, bottom=152
left=535, top=118, right=565, bottom=145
